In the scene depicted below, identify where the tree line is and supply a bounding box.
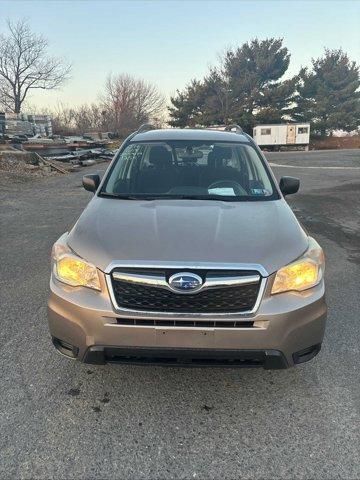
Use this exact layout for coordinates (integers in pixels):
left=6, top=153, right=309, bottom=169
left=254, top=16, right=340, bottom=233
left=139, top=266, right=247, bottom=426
left=0, top=20, right=359, bottom=137
left=169, top=38, right=360, bottom=136
left=45, top=74, right=165, bottom=137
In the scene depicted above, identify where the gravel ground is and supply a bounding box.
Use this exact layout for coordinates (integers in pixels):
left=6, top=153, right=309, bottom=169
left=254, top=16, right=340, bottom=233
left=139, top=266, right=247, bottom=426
left=0, top=149, right=359, bottom=479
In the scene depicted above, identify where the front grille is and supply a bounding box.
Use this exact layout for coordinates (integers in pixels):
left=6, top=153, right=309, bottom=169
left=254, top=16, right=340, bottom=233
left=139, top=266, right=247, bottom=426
left=117, top=318, right=255, bottom=328
left=111, top=268, right=261, bottom=313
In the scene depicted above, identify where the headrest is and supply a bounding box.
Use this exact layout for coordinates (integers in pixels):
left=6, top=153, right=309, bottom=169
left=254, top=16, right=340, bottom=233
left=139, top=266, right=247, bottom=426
left=212, top=146, right=232, bottom=160
left=208, top=146, right=232, bottom=168
left=149, top=146, right=172, bottom=167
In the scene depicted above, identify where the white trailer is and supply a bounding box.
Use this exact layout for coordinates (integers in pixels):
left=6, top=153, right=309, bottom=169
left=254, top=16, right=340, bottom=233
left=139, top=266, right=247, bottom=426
left=253, top=123, right=310, bottom=150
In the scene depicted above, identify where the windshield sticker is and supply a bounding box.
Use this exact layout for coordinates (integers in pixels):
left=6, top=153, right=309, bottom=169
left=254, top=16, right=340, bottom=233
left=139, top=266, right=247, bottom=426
left=208, top=187, right=236, bottom=196
left=251, top=188, right=268, bottom=196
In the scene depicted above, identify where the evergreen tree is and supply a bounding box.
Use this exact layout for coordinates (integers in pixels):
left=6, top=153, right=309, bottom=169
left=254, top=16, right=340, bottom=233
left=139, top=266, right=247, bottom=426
left=223, top=38, right=296, bottom=132
left=168, top=80, right=204, bottom=127
left=292, top=49, right=359, bottom=136
left=168, top=73, right=229, bottom=127
left=168, top=38, right=296, bottom=133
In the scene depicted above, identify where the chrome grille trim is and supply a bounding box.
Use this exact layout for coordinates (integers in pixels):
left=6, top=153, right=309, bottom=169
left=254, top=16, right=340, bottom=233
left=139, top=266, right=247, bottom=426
left=104, top=260, right=269, bottom=277
left=105, top=264, right=267, bottom=319
left=112, top=272, right=167, bottom=288
left=112, top=271, right=261, bottom=293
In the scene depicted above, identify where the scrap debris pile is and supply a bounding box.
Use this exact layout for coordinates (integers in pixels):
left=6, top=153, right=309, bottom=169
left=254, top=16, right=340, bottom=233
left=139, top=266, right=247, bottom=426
left=20, top=132, right=118, bottom=165
left=0, top=147, right=77, bottom=179
left=0, top=149, right=55, bottom=180
left=0, top=132, right=119, bottom=180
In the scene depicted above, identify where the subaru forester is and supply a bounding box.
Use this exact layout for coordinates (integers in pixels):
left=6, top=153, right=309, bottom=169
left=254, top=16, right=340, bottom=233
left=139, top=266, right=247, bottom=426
left=48, top=125, right=326, bottom=368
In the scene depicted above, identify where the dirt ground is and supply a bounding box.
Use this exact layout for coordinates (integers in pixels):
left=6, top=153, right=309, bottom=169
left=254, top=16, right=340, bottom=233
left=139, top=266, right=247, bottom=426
left=0, top=149, right=359, bottom=479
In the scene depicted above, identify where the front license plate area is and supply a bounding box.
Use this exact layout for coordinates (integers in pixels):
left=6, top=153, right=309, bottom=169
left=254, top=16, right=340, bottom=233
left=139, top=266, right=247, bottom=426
left=155, top=327, right=215, bottom=348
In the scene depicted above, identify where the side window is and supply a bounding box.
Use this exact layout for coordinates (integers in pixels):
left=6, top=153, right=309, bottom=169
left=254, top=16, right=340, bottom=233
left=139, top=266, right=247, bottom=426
left=123, top=144, right=145, bottom=180
left=261, top=128, right=271, bottom=135
left=243, top=146, right=273, bottom=195
left=139, top=146, right=152, bottom=170
left=196, top=147, right=210, bottom=165
left=235, top=146, right=250, bottom=178
left=104, top=144, right=145, bottom=192
left=298, top=127, right=309, bottom=134
left=224, top=148, right=240, bottom=169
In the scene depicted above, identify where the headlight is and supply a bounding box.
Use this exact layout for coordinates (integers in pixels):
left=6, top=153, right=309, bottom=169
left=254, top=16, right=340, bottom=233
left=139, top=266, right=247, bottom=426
left=52, top=236, right=101, bottom=291
left=271, top=237, right=324, bottom=294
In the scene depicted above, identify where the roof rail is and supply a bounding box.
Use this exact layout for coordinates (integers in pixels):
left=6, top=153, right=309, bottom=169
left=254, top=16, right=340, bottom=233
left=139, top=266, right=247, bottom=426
left=224, top=124, right=243, bottom=134
left=137, top=123, right=156, bottom=134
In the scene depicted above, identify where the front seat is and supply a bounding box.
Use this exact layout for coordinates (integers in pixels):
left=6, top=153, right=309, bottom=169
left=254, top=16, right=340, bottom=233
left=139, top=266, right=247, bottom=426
left=136, top=145, right=176, bottom=193
left=201, top=146, right=248, bottom=190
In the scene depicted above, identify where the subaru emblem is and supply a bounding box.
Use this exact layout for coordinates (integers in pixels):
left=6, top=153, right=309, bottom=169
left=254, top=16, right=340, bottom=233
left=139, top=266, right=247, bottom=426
left=168, top=272, right=203, bottom=293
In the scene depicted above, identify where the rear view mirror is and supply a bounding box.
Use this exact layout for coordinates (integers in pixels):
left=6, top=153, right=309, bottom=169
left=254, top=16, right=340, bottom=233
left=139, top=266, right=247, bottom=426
left=83, top=174, right=100, bottom=193
left=279, top=176, right=300, bottom=196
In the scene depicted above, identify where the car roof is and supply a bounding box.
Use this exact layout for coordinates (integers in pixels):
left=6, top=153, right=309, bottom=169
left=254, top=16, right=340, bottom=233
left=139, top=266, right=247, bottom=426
left=131, top=128, right=250, bottom=143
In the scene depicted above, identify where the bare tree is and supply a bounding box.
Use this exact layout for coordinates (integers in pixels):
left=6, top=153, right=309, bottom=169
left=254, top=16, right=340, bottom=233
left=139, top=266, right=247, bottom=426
left=0, top=19, right=71, bottom=113
left=102, top=74, right=165, bottom=136
left=48, top=103, right=77, bottom=135
left=71, top=104, right=106, bottom=133
left=22, top=72, right=165, bottom=137
left=35, top=102, right=108, bottom=136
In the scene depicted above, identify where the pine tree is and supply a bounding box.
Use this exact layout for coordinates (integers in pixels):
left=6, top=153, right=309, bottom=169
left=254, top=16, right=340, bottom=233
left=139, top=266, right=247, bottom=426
left=168, top=38, right=296, bottom=133
left=168, top=80, right=205, bottom=127
left=168, top=74, right=229, bottom=127
left=223, top=38, right=296, bottom=132
left=292, top=49, right=360, bottom=136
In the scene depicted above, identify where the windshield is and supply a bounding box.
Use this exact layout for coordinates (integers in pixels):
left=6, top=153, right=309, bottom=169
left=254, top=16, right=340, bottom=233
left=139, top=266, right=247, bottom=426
left=101, top=141, right=278, bottom=201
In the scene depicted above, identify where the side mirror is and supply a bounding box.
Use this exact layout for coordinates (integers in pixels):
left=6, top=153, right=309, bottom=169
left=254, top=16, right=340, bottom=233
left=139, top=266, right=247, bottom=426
left=279, top=176, right=300, bottom=196
left=82, top=174, right=100, bottom=193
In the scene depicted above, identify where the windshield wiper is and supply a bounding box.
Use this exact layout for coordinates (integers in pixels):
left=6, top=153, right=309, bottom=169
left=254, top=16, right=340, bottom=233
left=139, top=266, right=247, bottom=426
left=171, top=195, right=236, bottom=201
left=100, top=192, right=250, bottom=201
left=99, top=193, right=147, bottom=200
left=129, top=194, right=241, bottom=201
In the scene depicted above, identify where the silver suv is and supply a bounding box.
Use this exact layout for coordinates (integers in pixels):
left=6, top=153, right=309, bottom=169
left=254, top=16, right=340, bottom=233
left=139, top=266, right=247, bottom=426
left=48, top=125, right=326, bottom=368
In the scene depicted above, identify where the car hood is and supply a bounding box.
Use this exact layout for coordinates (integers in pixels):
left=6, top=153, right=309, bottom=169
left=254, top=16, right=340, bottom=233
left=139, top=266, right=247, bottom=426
left=67, top=197, right=308, bottom=276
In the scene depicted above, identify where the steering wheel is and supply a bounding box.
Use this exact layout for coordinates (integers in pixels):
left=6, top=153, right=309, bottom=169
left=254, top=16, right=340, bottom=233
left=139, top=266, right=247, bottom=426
left=208, top=180, right=247, bottom=196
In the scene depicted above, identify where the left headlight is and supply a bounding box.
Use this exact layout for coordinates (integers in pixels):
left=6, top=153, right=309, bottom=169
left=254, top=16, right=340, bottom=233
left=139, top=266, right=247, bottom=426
left=52, top=237, right=101, bottom=291
left=271, top=237, right=325, bottom=295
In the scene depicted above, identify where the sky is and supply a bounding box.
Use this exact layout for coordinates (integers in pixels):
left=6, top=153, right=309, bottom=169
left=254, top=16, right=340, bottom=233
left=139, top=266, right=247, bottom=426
left=1, top=0, right=359, bottom=110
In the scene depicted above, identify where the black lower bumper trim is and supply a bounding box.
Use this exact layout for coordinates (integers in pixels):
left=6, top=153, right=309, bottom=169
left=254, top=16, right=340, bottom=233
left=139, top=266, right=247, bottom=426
left=293, top=343, right=321, bottom=364
left=52, top=337, right=79, bottom=359
left=83, top=346, right=288, bottom=369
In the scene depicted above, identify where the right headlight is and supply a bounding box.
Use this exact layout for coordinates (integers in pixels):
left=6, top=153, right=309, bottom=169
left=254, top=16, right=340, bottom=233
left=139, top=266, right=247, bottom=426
left=271, top=237, right=325, bottom=295
left=51, top=235, right=101, bottom=291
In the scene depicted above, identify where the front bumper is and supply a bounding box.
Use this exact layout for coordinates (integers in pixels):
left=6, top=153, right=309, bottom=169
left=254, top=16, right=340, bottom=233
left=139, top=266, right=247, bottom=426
left=47, top=272, right=327, bottom=368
